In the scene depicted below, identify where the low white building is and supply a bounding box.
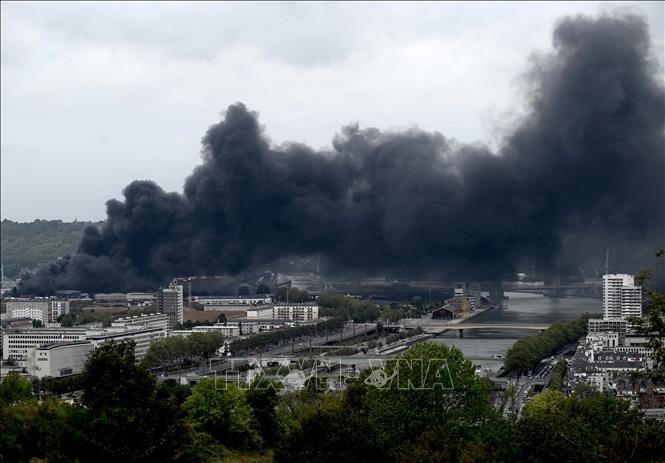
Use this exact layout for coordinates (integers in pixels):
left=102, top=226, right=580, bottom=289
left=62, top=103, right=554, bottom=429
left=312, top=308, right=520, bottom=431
left=111, top=313, right=168, bottom=331
left=586, top=332, right=621, bottom=348
left=273, top=303, right=319, bottom=321
left=246, top=306, right=277, bottom=320
left=2, top=329, right=89, bottom=366
left=26, top=341, right=93, bottom=379
left=94, top=293, right=128, bottom=304
left=246, top=303, right=319, bottom=321
left=196, top=296, right=272, bottom=306
left=3, top=324, right=166, bottom=366
left=87, top=326, right=166, bottom=360
left=5, top=299, right=70, bottom=325
left=187, top=320, right=297, bottom=338
left=127, top=292, right=156, bottom=305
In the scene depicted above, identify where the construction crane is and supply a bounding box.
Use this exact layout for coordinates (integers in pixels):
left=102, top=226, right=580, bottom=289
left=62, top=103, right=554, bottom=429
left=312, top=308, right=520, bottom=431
left=173, top=272, right=279, bottom=308
left=459, top=295, right=471, bottom=319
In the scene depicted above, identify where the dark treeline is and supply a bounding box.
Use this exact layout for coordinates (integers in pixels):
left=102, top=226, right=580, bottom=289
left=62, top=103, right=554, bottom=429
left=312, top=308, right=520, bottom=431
left=503, top=313, right=596, bottom=374
left=3, top=341, right=664, bottom=463
left=317, top=294, right=382, bottom=322
left=229, top=318, right=345, bottom=354
left=142, top=332, right=225, bottom=369
left=0, top=219, right=102, bottom=278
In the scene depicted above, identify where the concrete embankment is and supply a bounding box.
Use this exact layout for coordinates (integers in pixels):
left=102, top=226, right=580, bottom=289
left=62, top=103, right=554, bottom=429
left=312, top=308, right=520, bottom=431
left=378, top=333, right=434, bottom=355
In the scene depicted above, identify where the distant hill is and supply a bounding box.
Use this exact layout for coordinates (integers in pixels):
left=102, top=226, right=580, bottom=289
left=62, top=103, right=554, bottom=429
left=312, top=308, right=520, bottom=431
left=1, top=219, right=103, bottom=278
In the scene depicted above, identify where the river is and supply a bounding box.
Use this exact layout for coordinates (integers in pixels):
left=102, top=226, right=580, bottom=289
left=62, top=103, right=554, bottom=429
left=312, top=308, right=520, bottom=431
left=431, top=292, right=602, bottom=371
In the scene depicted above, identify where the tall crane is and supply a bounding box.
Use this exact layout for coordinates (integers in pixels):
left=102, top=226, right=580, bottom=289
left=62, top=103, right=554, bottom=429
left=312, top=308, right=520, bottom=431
left=459, top=295, right=471, bottom=319
left=173, top=272, right=278, bottom=308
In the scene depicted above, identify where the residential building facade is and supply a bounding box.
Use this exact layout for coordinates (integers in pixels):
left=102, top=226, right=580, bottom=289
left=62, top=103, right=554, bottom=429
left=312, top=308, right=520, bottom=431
left=602, top=274, right=642, bottom=319
left=156, top=284, right=184, bottom=329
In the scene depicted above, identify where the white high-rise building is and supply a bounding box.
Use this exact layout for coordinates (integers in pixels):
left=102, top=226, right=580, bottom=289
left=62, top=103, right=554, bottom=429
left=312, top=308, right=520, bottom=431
left=156, top=284, right=184, bottom=329
left=603, top=274, right=642, bottom=320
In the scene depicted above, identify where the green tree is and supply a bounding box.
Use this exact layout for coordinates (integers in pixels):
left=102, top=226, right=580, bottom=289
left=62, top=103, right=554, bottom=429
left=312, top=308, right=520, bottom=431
left=1, top=219, right=102, bottom=279
left=631, top=249, right=665, bottom=383
left=183, top=378, right=261, bottom=449
left=0, top=372, right=34, bottom=405
left=503, top=313, right=595, bottom=374
left=274, top=392, right=383, bottom=463
left=79, top=340, right=189, bottom=462
left=274, top=287, right=309, bottom=303
left=246, top=376, right=282, bottom=447
left=275, top=343, right=510, bottom=462
left=57, top=313, right=76, bottom=327
left=362, top=342, right=509, bottom=460
left=0, top=397, right=88, bottom=462
left=514, top=389, right=665, bottom=462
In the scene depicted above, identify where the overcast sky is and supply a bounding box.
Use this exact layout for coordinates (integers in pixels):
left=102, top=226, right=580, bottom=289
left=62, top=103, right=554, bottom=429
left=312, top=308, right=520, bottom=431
left=2, top=1, right=663, bottom=222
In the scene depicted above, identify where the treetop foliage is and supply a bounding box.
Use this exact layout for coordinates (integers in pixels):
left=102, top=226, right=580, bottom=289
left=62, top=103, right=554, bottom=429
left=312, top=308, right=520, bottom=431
left=1, top=219, right=102, bottom=278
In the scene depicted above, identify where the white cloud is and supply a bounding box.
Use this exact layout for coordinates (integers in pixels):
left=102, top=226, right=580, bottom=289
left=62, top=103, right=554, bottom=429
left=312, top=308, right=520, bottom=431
left=1, top=1, right=662, bottom=221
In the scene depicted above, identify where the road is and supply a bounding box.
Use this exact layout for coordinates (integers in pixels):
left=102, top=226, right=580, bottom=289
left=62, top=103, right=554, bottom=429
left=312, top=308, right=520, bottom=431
left=501, top=357, right=557, bottom=418
left=158, top=323, right=377, bottom=380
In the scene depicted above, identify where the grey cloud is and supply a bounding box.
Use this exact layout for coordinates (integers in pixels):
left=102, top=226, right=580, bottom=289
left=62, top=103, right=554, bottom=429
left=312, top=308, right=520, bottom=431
left=19, top=12, right=664, bottom=294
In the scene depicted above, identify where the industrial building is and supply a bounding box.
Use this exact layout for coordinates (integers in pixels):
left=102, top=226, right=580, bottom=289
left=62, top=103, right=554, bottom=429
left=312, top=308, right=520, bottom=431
left=431, top=305, right=462, bottom=320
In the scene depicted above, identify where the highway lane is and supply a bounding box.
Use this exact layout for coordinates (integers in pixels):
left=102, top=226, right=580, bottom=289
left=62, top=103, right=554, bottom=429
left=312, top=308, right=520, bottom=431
left=157, top=323, right=377, bottom=380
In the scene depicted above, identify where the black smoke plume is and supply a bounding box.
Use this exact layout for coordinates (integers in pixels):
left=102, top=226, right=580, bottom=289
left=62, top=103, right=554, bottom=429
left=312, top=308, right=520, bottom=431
left=20, top=13, right=665, bottom=294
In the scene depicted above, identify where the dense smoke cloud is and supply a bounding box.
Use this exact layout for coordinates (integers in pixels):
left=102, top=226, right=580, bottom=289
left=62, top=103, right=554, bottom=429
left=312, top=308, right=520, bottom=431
left=20, top=13, right=664, bottom=294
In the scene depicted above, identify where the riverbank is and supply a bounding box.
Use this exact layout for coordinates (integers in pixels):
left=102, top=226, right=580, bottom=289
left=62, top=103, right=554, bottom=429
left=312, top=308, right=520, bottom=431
left=432, top=292, right=602, bottom=372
